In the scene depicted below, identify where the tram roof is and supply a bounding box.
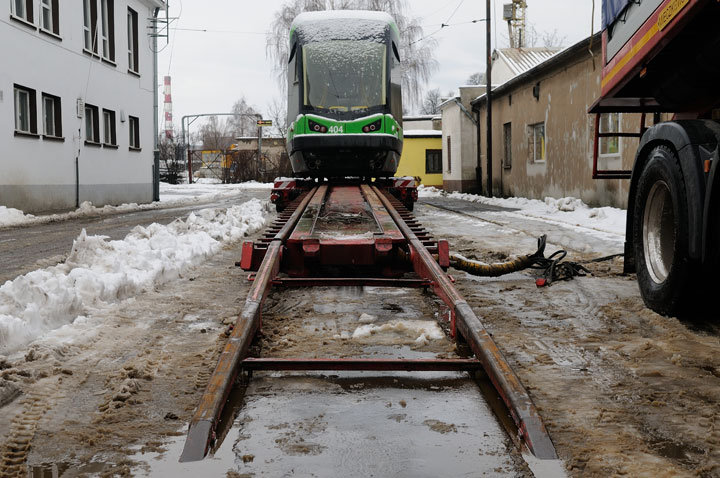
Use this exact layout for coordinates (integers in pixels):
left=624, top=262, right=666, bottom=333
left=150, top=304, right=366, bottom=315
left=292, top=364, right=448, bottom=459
left=290, top=10, right=398, bottom=43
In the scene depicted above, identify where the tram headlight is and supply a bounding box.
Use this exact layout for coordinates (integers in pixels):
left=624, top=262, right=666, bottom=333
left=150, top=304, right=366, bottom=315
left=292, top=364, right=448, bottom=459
left=362, top=119, right=382, bottom=133
left=308, top=120, right=327, bottom=133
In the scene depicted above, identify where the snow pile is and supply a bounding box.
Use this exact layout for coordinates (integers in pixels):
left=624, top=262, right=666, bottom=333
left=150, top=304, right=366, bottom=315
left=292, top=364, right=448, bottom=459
left=351, top=320, right=444, bottom=342
left=0, top=206, right=36, bottom=228
left=0, top=199, right=267, bottom=354
left=0, top=181, right=274, bottom=229
left=418, top=186, right=627, bottom=236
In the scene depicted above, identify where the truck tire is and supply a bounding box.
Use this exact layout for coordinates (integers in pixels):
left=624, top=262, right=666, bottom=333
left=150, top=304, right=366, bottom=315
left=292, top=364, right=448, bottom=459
left=633, top=145, right=694, bottom=316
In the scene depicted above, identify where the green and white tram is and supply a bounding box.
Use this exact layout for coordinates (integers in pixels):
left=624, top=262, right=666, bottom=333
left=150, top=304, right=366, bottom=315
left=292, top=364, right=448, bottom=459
left=286, top=11, right=404, bottom=178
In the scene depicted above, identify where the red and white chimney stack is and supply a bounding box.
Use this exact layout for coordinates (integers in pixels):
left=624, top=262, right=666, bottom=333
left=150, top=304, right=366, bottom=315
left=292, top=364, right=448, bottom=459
left=163, top=76, right=173, bottom=139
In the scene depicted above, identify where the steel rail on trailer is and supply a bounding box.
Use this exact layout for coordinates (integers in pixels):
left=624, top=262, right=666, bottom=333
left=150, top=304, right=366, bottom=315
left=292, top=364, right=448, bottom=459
left=180, top=181, right=557, bottom=463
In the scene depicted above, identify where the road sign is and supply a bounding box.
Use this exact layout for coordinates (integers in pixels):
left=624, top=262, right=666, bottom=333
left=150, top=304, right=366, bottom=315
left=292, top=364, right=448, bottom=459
left=257, top=120, right=273, bottom=126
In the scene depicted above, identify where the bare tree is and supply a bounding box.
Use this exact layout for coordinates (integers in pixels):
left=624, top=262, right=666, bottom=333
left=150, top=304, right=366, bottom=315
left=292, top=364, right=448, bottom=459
left=228, top=97, right=260, bottom=139
left=266, top=96, right=288, bottom=139
left=525, top=25, right=566, bottom=48
left=199, top=116, right=233, bottom=151
left=157, top=130, right=186, bottom=183
left=267, top=0, right=438, bottom=108
left=420, top=88, right=443, bottom=115
left=540, top=29, right=566, bottom=48
left=466, top=72, right=486, bottom=85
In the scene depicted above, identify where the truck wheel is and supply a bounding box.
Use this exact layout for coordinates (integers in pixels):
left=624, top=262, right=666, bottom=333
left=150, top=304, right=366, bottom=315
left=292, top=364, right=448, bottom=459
left=633, top=145, right=693, bottom=316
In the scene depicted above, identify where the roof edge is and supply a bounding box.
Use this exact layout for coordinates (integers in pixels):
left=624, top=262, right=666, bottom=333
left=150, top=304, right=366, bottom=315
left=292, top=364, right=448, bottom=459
left=472, top=32, right=602, bottom=109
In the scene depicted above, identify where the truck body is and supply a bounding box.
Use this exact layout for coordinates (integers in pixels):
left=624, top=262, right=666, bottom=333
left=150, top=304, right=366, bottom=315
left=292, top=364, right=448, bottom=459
left=591, top=0, right=720, bottom=317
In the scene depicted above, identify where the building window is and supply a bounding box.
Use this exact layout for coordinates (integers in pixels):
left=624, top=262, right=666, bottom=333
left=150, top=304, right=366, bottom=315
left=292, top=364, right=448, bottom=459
left=83, top=0, right=97, bottom=52
left=129, top=115, right=140, bottom=149
left=600, top=113, right=621, bottom=155
left=127, top=8, right=139, bottom=73
left=14, top=84, right=37, bottom=135
left=529, top=122, right=545, bottom=162
left=503, top=122, right=512, bottom=169
left=40, top=0, right=59, bottom=35
left=446, top=136, right=452, bottom=173
left=100, top=0, right=115, bottom=61
left=42, top=93, right=62, bottom=138
left=85, top=104, right=100, bottom=144
left=102, top=109, right=117, bottom=145
left=11, top=0, right=33, bottom=24
left=425, top=149, right=442, bottom=174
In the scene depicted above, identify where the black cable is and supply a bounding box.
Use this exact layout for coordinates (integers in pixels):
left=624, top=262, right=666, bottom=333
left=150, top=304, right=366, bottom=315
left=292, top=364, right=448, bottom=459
left=528, top=236, right=619, bottom=285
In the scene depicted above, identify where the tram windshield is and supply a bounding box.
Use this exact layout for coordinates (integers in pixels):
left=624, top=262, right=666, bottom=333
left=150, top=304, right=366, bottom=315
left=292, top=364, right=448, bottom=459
left=303, top=40, right=387, bottom=114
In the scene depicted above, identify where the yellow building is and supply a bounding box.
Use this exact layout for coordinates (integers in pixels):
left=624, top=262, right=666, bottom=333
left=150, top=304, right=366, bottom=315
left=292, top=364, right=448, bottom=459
left=396, top=129, right=443, bottom=187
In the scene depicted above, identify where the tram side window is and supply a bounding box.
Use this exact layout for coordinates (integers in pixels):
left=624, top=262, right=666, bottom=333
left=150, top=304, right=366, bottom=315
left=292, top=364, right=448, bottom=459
left=287, top=41, right=299, bottom=121
left=390, top=41, right=403, bottom=124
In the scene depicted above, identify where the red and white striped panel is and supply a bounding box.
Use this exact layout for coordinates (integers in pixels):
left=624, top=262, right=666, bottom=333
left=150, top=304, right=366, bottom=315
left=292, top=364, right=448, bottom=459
left=273, top=179, right=297, bottom=190
left=393, top=177, right=416, bottom=188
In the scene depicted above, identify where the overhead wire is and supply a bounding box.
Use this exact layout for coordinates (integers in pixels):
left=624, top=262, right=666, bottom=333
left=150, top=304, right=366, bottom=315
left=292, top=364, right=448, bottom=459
left=409, top=0, right=472, bottom=45
left=167, top=0, right=183, bottom=74
left=169, top=27, right=267, bottom=35
left=409, top=18, right=486, bottom=46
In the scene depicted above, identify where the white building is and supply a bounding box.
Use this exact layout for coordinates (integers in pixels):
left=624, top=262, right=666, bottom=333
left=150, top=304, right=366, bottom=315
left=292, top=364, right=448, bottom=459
left=1, top=0, right=163, bottom=213
left=439, top=86, right=483, bottom=192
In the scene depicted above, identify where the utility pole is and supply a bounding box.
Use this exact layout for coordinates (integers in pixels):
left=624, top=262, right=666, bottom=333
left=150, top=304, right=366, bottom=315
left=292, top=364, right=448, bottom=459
left=152, top=7, right=160, bottom=201
left=486, top=0, right=493, bottom=197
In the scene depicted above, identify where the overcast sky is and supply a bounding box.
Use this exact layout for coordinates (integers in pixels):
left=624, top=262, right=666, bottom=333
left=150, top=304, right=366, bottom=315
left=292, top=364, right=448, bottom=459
left=157, top=1, right=601, bottom=134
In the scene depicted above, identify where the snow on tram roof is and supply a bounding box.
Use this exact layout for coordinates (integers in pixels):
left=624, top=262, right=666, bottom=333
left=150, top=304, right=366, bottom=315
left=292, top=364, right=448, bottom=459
left=293, top=10, right=394, bottom=25
left=291, top=10, right=396, bottom=43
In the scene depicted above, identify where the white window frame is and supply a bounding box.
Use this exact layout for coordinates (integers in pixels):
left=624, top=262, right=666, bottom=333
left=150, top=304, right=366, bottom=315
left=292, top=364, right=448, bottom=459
left=102, top=109, right=117, bottom=145
left=100, top=0, right=110, bottom=60
left=39, top=0, right=52, bottom=32
left=127, top=8, right=138, bottom=74
left=85, top=104, right=99, bottom=143
left=11, top=0, right=31, bottom=23
left=14, top=87, right=31, bottom=133
left=83, top=0, right=94, bottom=51
left=43, top=95, right=55, bottom=137
left=129, top=115, right=140, bottom=149
left=530, top=122, right=546, bottom=163
left=599, top=112, right=622, bottom=157
left=103, top=110, right=111, bottom=144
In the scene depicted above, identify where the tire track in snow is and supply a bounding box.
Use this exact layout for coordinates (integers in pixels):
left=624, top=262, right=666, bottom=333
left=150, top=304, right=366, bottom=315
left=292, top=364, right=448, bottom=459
left=0, top=377, right=60, bottom=477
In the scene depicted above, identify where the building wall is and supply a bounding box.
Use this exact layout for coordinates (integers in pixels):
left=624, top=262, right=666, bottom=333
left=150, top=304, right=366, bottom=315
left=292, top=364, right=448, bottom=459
left=491, top=59, right=516, bottom=85
left=475, top=50, right=648, bottom=208
left=235, top=137, right=287, bottom=158
left=0, top=0, right=160, bottom=213
left=396, top=136, right=442, bottom=187
left=402, top=116, right=435, bottom=130
left=441, top=100, right=479, bottom=192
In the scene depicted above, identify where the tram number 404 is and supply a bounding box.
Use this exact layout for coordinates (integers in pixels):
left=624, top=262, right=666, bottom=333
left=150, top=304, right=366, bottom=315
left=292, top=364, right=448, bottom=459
left=328, top=125, right=344, bottom=134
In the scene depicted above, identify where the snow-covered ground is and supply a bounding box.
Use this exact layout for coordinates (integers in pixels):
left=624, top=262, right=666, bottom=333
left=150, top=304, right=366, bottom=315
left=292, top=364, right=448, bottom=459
left=0, top=180, right=273, bottom=229
left=418, top=186, right=627, bottom=237
left=0, top=198, right=269, bottom=355
left=0, top=184, right=630, bottom=357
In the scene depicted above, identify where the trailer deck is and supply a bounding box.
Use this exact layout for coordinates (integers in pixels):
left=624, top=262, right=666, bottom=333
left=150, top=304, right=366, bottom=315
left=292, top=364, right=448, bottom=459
left=180, top=180, right=557, bottom=464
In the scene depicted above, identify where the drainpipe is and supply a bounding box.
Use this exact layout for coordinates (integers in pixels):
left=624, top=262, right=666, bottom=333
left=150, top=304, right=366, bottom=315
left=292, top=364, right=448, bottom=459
left=485, top=0, right=493, bottom=198
left=152, top=7, right=160, bottom=201
left=474, top=105, right=482, bottom=195
left=76, top=127, right=80, bottom=208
